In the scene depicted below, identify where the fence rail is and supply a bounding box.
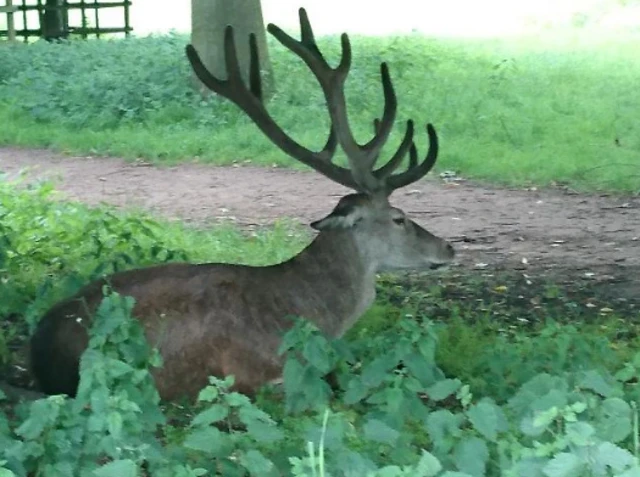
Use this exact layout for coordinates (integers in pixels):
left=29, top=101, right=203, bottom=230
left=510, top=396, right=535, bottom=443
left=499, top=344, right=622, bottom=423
left=1, top=0, right=132, bottom=42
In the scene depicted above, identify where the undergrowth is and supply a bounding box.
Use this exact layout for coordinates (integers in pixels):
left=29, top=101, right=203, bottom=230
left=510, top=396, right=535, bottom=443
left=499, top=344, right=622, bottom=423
left=0, top=31, right=639, bottom=193
left=0, top=172, right=307, bottom=365
left=1, top=175, right=640, bottom=475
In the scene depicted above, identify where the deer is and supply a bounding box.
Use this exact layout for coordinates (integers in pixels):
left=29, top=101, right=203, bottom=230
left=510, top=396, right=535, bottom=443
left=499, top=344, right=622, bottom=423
left=29, top=8, right=455, bottom=402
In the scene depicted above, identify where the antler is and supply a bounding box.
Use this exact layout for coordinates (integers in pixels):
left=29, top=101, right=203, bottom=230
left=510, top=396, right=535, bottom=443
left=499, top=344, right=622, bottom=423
left=185, top=8, right=439, bottom=197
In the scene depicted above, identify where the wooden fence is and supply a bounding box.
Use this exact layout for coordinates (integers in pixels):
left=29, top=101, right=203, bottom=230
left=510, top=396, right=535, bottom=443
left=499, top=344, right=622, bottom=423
left=1, top=0, right=132, bottom=42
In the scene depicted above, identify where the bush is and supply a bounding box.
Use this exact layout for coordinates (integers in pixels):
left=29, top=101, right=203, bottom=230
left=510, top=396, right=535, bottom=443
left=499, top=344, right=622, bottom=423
left=3, top=289, right=640, bottom=476
left=0, top=173, right=307, bottom=368
left=1, top=32, right=639, bottom=191
left=1, top=169, right=640, bottom=475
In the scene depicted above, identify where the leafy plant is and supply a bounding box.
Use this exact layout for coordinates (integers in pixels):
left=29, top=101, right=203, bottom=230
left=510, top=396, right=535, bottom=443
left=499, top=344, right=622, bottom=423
left=1, top=31, right=639, bottom=191
left=2, top=172, right=640, bottom=475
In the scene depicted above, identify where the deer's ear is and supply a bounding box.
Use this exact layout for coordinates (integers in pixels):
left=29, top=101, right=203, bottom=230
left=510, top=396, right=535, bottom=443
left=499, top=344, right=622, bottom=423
left=310, top=204, right=364, bottom=231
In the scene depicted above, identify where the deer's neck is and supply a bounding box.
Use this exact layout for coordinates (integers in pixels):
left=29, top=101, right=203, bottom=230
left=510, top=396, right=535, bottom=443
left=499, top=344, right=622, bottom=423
left=281, top=230, right=378, bottom=337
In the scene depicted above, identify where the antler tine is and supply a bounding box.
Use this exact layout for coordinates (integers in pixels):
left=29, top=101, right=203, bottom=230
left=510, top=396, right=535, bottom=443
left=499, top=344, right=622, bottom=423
left=408, top=143, right=418, bottom=170
left=369, top=116, right=438, bottom=192
left=185, top=25, right=354, bottom=189
left=372, top=119, right=415, bottom=180
left=268, top=8, right=400, bottom=195
left=248, top=34, right=262, bottom=101
left=385, top=123, right=439, bottom=191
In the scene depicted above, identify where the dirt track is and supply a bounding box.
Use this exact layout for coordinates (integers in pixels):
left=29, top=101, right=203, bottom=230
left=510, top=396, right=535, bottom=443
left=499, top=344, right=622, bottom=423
left=1, top=146, right=639, bottom=303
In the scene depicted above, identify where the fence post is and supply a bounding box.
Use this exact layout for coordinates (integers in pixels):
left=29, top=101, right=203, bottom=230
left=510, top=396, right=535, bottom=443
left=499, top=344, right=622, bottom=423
left=1, top=0, right=18, bottom=41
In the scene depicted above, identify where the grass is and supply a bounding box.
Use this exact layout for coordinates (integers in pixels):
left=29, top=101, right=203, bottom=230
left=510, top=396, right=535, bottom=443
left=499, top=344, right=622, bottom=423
left=0, top=30, right=639, bottom=193
left=2, top=162, right=640, bottom=475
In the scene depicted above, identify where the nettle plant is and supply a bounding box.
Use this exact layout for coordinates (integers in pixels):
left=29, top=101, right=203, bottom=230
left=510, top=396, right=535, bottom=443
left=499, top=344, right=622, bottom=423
left=0, top=173, right=188, bottom=325
left=3, top=288, right=640, bottom=476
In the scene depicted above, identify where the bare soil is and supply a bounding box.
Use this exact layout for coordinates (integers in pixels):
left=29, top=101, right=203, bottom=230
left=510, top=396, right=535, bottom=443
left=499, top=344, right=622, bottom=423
left=1, top=146, right=639, bottom=312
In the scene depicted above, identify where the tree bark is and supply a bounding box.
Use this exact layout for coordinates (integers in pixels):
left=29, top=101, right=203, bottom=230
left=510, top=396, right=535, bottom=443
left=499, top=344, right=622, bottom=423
left=41, top=0, right=68, bottom=41
left=190, top=0, right=272, bottom=96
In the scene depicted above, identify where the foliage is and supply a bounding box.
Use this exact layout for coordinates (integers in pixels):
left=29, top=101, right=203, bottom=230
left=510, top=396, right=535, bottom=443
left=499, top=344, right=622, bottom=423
left=0, top=31, right=639, bottom=192
left=3, top=288, right=640, bottom=475
left=1, top=171, right=640, bottom=475
left=1, top=291, right=167, bottom=476
left=0, top=173, right=307, bottom=367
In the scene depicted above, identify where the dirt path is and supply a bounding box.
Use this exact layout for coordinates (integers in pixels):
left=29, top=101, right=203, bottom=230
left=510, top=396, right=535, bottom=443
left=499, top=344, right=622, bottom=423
left=1, top=146, right=639, bottom=303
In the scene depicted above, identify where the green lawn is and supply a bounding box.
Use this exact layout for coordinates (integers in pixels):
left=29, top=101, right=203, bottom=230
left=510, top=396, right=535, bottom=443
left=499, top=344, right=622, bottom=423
left=1, top=30, right=638, bottom=193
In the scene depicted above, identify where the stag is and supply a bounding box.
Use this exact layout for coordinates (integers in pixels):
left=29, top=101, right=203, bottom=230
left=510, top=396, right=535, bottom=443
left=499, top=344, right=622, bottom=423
left=30, top=8, right=455, bottom=401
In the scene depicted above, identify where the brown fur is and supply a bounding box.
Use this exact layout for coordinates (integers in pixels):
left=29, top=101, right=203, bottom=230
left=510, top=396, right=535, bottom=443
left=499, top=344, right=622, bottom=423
left=30, top=195, right=454, bottom=400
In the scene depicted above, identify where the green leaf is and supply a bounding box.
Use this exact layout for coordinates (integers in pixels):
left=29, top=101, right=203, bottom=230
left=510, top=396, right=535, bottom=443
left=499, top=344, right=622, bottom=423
left=565, top=422, right=595, bottom=446
left=615, top=364, right=637, bottom=383
left=303, top=334, right=333, bottom=374
left=542, top=453, right=586, bottom=477
left=617, top=469, right=640, bottom=477
left=578, top=370, right=619, bottom=397
left=343, top=378, right=369, bottom=405
left=361, top=354, right=398, bottom=387
left=532, top=390, right=568, bottom=414
left=372, top=466, right=403, bottom=477
left=594, top=442, right=636, bottom=473
left=225, top=392, right=251, bottom=408
left=337, top=449, right=378, bottom=476
left=283, top=358, right=305, bottom=392
left=425, top=410, right=464, bottom=452
left=521, top=406, right=558, bottom=437
left=413, top=450, right=442, bottom=477
left=509, top=374, right=568, bottom=416
left=197, top=386, right=219, bottom=403
left=245, top=419, right=284, bottom=443
left=532, top=406, right=560, bottom=429
left=104, top=411, right=123, bottom=440
left=93, top=459, right=137, bottom=477
left=103, top=357, right=135, bottom=378
left=183, top=427, right=232, bottom=457
left=418, top=337, right=437, bottom=361
left=15, top=398, right=63, bottom=440
left=595, top=397, right=632, bottom=443
left=509, top=457, right=547, bottom=477
left=466, top=399, right=505, bottom=442
left=426, top=379, right=461, bottom=401
left=190, top=404, right=228, bottom=427
left=238, top=449, right=275, bottom=476
left=453, top=437, right=488, bottom=477
left=284, top=362, right=332, bottom=413
left=363, top=418, right=400, bottom=445
left=403, top=352, right=443, bottom=388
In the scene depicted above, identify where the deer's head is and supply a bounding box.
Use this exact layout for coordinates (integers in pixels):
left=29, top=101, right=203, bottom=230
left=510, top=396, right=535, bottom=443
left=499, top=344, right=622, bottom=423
left=311, top=193, right=454, bottom=271
left=186, top=8, right=455, bottom=274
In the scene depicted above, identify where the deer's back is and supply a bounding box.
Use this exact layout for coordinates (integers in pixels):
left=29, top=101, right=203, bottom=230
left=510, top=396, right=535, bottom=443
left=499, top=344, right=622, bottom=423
left=30, top=262, right=294, bottom=399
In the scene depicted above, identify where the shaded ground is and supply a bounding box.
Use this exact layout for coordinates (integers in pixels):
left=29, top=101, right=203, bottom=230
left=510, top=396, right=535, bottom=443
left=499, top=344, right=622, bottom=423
left=1, top=146, right=639, bottom=313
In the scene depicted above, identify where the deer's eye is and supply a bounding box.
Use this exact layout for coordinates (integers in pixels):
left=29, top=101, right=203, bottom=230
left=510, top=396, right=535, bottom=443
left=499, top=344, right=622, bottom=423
left=392, top=217, right=405, bottom=225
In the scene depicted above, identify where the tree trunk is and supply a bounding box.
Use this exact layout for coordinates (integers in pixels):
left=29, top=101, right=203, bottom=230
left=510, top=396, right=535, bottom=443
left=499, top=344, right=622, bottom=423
left=41, top=0, right=68, bottom=41
left=190, top=0, right=272, bottom=97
